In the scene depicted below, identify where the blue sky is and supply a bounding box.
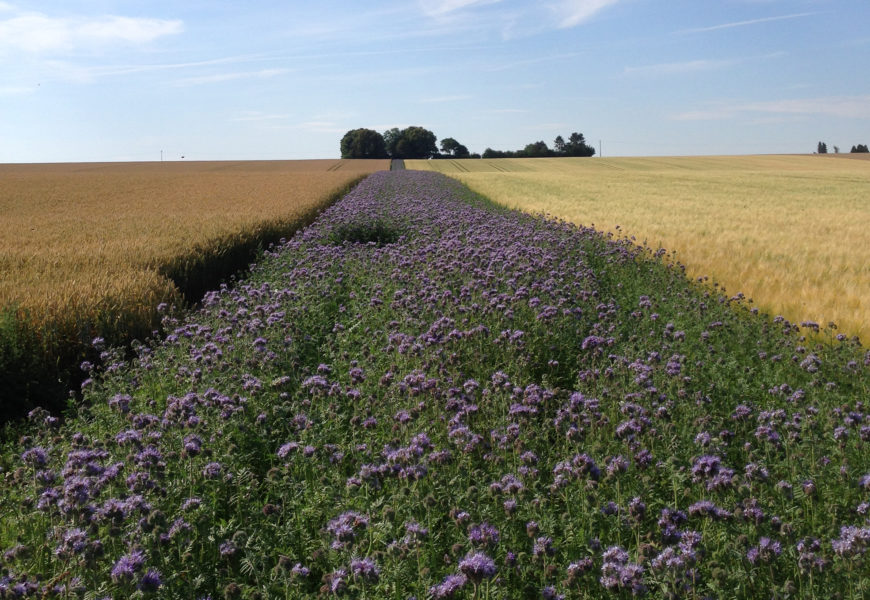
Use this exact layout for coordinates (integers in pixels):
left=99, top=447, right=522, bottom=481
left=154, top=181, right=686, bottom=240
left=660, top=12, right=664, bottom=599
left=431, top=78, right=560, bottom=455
left=1, top=0, right=868, bottom=162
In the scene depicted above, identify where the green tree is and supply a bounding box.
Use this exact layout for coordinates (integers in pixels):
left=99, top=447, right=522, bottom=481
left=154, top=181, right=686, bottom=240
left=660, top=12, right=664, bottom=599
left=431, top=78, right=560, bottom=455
left=851, top=144, right=869, bottom=153
left=340, top=129, right=388, bottom=159
left=553, top=135, right=566, bottom=155
left=440, top=137, right=470, bottom=158
left=387, top=126, right=438, bottom=159
left=522, top=141, right=550, bottom=157
left=383, top=128, right=402, bottom=158
left=565, top=132, right=596, bottom=157
left=817, top=141, right=828, bottom=154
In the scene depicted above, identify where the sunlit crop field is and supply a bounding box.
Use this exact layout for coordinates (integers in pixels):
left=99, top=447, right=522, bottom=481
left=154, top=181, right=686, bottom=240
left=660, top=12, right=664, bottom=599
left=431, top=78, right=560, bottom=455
left=1, top=159, right=386, bottom=330
left=0, top=159, right=387, bottom=416
left=409, top=155, right=870, bottom=341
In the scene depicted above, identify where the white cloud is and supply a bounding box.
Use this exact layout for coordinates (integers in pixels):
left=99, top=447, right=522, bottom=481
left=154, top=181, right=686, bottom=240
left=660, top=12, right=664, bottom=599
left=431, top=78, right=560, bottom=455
left=672, top=96, right=870, bottom=121
left=0, top=8, right=182, bottom=54
left=678, top=12, right=816, bottom=34
left=550, top=0, right=621, bottom=28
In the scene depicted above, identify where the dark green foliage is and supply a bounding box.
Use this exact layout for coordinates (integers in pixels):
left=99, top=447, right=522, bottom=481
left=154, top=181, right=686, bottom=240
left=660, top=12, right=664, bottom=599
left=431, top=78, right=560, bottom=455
left=327, top=220, right=402, bottom=246
left=339, top=128, right=388, bottom=159
left=484, top=131, right=595, bottom=158
left=383, top=126, right=438, bottom=159
left=0, top=307, right=69, bottom=422
left=850, top=144, right=869, bottom=153
left=439, top=137, right=470, bottom=158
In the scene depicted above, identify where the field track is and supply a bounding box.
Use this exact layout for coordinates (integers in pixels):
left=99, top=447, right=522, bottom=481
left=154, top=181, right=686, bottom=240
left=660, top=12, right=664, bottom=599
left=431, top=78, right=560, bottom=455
left=409, top=154, right=870, bottom=342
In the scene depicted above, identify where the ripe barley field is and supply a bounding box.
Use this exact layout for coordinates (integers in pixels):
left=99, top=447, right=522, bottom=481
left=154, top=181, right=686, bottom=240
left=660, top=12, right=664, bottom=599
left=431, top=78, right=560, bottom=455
left=0, top=158, right=388, bottom=418
left=409, top=154, right=870, bottom=342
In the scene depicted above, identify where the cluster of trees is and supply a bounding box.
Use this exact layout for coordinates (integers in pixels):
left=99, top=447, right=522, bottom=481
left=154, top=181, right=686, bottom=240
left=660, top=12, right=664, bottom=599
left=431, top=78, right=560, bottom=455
left=482, top=132, right=595, bottom=158
left=340, top=126, right=475, bottom=159
left=340, top=127, right=597, bottom=159
left=816, top=141, right=869, bottom=154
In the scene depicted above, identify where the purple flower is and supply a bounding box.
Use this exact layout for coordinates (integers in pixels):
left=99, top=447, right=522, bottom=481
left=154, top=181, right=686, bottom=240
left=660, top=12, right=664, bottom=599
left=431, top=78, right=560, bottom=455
left=219, top=541, right=237, bottom=558
left=600, top=546, right=646, bottom=595
left=138, top=569, right=162, bottom=591
left=21, top=447, right=49, bottom=467
left=458, top=551, right=497, bottom=583
left=350, top=557, right=380, bottom=582
left=326, top=568, right=348, bottom=594
left=688, top=500, right=731, bottom=521
left=327, top=511, right=370, bottom=548
left=746, top=537, right=782, bottom=565
left=277, top=442, right=299, bottom=459
left=832, top=525, right=870, bottom=558
left=405, top=520, right=429, bottom=539
left=797, top=538, right=827, bottom=573
left=55, top=528, right=88, bottom=558
left=533, top=536, right=555, bottom=558
left=542, top=585, right=565, bottom=600
left=429, top=574, right=467, bottom=599
left=468, top=522, right=499, bottom=548
left=108, top=394, right=132, bottom=413
left=111, top=549, right=146, bottom=582
left=202, top=462, right=223, bottom=479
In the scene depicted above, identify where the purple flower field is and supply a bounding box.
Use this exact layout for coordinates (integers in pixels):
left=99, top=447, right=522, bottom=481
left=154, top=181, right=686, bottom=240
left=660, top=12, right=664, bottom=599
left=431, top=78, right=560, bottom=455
left=1, top=170, right=868, bottom=598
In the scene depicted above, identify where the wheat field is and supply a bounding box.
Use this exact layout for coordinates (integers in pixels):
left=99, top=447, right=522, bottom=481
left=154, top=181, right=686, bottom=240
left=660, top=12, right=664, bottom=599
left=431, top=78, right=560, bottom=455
left=409, top=155, right=870, bottom=341
left=0, top=159, right=387, bottom=340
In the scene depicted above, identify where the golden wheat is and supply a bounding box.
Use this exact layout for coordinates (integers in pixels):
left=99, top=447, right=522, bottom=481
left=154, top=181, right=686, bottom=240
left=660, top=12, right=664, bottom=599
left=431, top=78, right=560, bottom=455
left=409, top=155, right=870, bottom=341
left=0, top=159, right=387, bottom=342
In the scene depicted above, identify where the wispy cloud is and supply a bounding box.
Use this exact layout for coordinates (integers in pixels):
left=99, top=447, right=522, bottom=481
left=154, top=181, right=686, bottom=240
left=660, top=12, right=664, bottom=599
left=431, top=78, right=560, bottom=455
left=677, top=12, right=816, bottom=34
left=624, top=58, right=736, bottom=76
left=672, top=95, right=870, bottom=121
left=625, top=52, right=784, bottom=77
left=28, top=54, right=268, bottom=84
left=414, top=0, right=622, bottom=40
left=294, top=121, right=346, bottom=134
left=175, top=68, right=290, bottom=86
left=0, top=83, right=36, bottom=96
left=550, top=0, right=621, bottom=29
left=0, top=7, right=182, bottom=54
left=484, top=52, right=582, bottom=72
left=231, top=111, right=292, bottom=122
left=419, top=0, right=504, bottom=17
left=419, top=94, right=473, bottom=103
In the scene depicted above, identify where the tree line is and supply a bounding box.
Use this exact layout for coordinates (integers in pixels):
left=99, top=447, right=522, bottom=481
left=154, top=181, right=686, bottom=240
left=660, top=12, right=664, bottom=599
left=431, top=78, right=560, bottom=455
left=482, top=133, right=595, bottom=158
left=340, top=127, right=596, bottom=159
left=817, top=141, right=869, bottom=154
left=340, top=127, right=468, bottom=160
